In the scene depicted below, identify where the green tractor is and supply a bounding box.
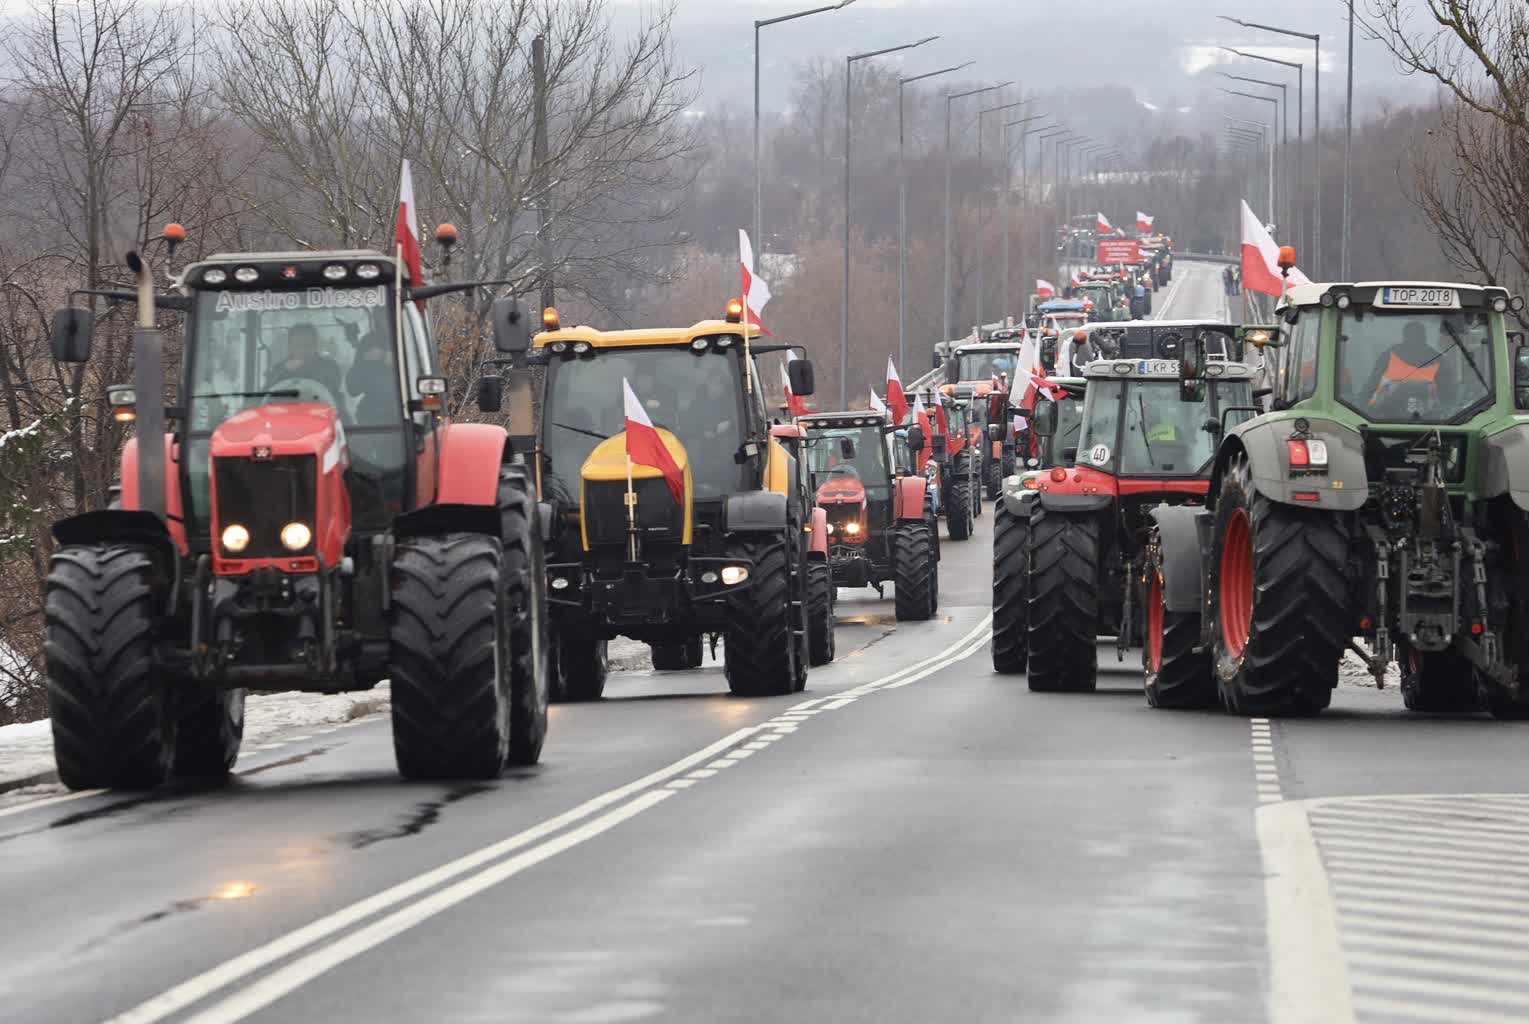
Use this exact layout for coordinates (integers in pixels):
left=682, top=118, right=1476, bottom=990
left=1147, top=281, right=1529, bottom=717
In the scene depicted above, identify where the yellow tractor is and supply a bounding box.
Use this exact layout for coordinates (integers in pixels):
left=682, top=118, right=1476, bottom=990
left=481, top=301, right=821, bottom=699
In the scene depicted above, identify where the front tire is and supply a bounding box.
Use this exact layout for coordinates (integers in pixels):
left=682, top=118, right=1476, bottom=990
left=1400, top=643, right=1477, bottom=712
left=500, top=470, right=549, bottom=766
left=172, top=687, right=245, bottom=781
left=1211, top=457, right=1345, bottom=716
left=807, top=562, right=836, bottom=667
left=991, top=500, right=1030, bottom=674
left=45, top=544, right=175, bottom=790
left=985, top=457, right=1003, bottom=502
left=1142, top=546, right=1215, bottom=709
left=893, top=519, right=937, bottom=622
left=553, top=633, right=608, bottom=701
left=945, top=474, right=973, bottom=541
left=1026, top=509, right=1099, bottom=692
left=651, top=639, right=703, bottom=671
left=389, top=533, right=509, bottom=779
left=724, top=536, right=797, bottom=696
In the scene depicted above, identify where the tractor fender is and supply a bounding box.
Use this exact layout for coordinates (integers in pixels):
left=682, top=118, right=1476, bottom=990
left=51, top=509, right=184, bottom=615
left=1000, top=488, right=1034, bottom=518
left=1218, top=416, right=1369, bottom=512
left=1147, top=504, right=1208, bottom=614
left=117, top=434, right=189, bottom=554
left=1480, top=422, right=1529, bottom=512
left=725, top=490, right=788, bottom=533
left=807, top=507, right=829, bottom=560
left=434, top=423, right=512, bottom=507
left=1038, top=492, right=1113, bottom=513
left=893, top=475, right=927, bottom=520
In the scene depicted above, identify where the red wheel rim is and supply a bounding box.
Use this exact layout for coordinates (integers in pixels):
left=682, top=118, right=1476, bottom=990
left=1147, top=572, right=1165, bottom=671
left=1220, top=507, right=1253, bottom=657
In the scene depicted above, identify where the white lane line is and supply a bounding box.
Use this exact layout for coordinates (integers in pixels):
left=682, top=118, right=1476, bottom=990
left=1248, top=718, right=1281, bottom=803
left=1316, top=824, right=1528, bottom=856
left=183, top=790, right=675, bottom=1024
left=1323, top=847, right=1529, bottom=876
left=819, top=697, right=856, bottom=710
left=1256, top=800, right=1354, bottom=1024
left=0, top=788, right=102, bottom=819
left=1341, top=916, right=1529, bottom=948
left=740, top=741, right=771, bottom=752
left=1315, top=808, right=1529, bottom=838
left=1346, top=971, right=1529, bottom=1010
left=1317, top=833, right=1529, bottom=863
left=1345, top=935, right=1529, bottom=967
left=1332, top=882, right=1529, bottom=915
left=787, top=698, right=826, bottom=711
left=1329, top=858, right=1529, bottom=888
left=115, top=612, right=995, bottom=1024
left=1350, top=994, right=1529, bottom=1024
left=1331, top=870, right=1529, bottom=902
left=1335, top=896, right=1529, bottom=930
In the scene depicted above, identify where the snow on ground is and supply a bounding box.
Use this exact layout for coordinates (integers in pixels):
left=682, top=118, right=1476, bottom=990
left=1338, top=648, right=1403, bottom=691
left=0, top=686, right=390, bottom=796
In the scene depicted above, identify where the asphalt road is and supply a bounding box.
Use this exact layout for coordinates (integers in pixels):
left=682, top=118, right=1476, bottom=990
left=5, top=261, right=1528, bottom=1024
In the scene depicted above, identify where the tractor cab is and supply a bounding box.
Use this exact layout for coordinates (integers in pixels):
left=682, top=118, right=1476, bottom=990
left=1083, top=320, right=1243, bottom=365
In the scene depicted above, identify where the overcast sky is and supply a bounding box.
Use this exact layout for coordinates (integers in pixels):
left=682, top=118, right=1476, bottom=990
left=618, top=0, right=1429, bottom=121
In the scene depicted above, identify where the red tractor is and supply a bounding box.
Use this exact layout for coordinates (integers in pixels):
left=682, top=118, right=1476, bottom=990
left=909, top=389, right=979, bottom=541
left=43, top=229, right=546, bottom=787
left=802, top=411, right=939, bottom=621
left=991, top=351, right=1258, bottom=687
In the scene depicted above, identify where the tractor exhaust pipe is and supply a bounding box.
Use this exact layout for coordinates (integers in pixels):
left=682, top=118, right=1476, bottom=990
left=125, top=250, right=167, bottom=521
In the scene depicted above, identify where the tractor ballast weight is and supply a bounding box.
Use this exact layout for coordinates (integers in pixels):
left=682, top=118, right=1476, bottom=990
left=44, top=238, right=546, bottom=789
left=1148, top=280, right=1529, bottom=718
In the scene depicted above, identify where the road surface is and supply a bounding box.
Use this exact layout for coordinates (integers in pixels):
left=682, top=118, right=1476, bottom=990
left=3, top=261, right=1527, bottom=1024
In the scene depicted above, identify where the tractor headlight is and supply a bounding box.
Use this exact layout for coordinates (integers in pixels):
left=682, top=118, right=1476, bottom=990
left=221, top=524, right=251, bottom=553
left=843, top=522, right=861, bottom=536
left=720, top=565, right=749, bottom=586
left=321, top=263, right=348, bottom=281
left=280, top=522, right=312, bottom=551
left=355, top=263, right=381, bottom=280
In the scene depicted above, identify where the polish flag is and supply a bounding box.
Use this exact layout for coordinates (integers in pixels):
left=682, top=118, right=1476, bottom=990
left=623, top=378, right=685, bottom=504
left=933, top=398, right=950, bottom=437
left=886, top=357, right=909, bottom=424
left=1136, top=211, right=1154, bottom=231
left=1096, top=212, right=1112, bottom=234
left=1036, top=278, right=1055, bottom=298
left=913, top=393, right=933, bottom=442
left=1240, top=200, right=1310, bottom=298
left=869, top=392, right=888, bottom=416
left=739, top=229, right=773, bottom=334
left=394, top=159, right=424, bottom=305
left=781, top=356, right=807, bottom=415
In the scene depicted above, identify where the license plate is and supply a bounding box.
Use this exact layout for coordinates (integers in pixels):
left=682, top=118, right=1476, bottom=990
left=1379, top=286, right=1458, bottom=308
left=1138, top=359, right=1179, bottom=375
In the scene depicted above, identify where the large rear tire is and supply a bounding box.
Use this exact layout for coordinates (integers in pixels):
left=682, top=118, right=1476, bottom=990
left=1211, top=457, right=1345, bottom=716
left=172, top=687, right=245, bottom=781
left=724, top=536, right=797, bottom=697
left=991, top=501, right=1030, bottom=674
left=651, top=639, right=703, bottom=671
left=1026, top=509, right=1099, bottom=692
left=1483, top=511, right=1529, bottom=719
left=984, top=456, right=1003, bottom=502
left=389, top=533, right=509, bottom=779
left=1142, top=547, right=1215, bottom=709
left=44, top=544, right=175, bottom=790
left=500, top=469, right=549, bottom=766
left=1400, top=642, right=1477, bottom=712
left=807, top=562, right=836, bottom=667
left=945, top=473, right=973, bottom=541
left=893, top=519, right=937, bottom=622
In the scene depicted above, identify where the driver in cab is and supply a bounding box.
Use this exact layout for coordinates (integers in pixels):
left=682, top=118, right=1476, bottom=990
left=1365, top=320, right=1450, bottom=416
left=268, top=323, right=343, bottom=399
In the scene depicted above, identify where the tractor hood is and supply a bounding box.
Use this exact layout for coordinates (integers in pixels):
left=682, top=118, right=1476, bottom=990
left=815, top=475, right=866, bottom=506
left=579, top=429, right=693, bottom=550
left=210, top=402, right=346, bottom=467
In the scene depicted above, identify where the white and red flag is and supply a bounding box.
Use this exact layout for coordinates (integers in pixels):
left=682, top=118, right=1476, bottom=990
left=1240, top=200, right=1310, bottom=298
left=1036, top=278, right=1056, bottom=298
left=623, top=378, right=685, bottom=504
left=395, top=159, right=424, bottom=305
left=1136, top=211, right=1154, bottom=231
left=738, top=229, right=773, bottom=334
left=913, top=393, right=932, bottom=441
left=1095, top=212, right=1113, bottom=234
left=886, top=357, right=909, bottom=424
left=869, top=391, right=888, bottom=416
left=780, top=356, right=807, bottom=416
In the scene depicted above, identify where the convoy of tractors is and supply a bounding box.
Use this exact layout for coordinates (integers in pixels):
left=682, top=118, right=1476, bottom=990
left=37, top=210, right=1529, bottom=792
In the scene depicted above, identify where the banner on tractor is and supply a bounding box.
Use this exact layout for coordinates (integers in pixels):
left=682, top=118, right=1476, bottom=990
left=1097, top=238, right=1142, bottom=265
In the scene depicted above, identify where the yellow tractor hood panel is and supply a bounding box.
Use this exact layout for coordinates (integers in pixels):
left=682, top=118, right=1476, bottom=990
left=579, top=430, right=693, bottom=549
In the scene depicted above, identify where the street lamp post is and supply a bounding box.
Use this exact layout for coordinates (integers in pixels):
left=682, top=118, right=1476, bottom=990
left=1219, top=17, right=1321, bottom=276
left=1220, top=89, right=1281, bottom=231
left=942, top=81, right=1012, bottom=348
left=1344, top=0, right=1355, bottom=279
left=1002, top=114, right=1048, bottom=318
left=1225, top=116, right=1274, bottom=224
left=1058, top=136, right=1090, bottom=232
left=1220, top=46, right=1304, bottom=256
left=1218, top=73, right=1289, bottom=237
left=974, top=98, right=1028, bottom=330
left=1034, top=127, right=1073, bottom=258
left=898, top=61, right=972, bottom=374
left=754, top=1, right=858, bottom=261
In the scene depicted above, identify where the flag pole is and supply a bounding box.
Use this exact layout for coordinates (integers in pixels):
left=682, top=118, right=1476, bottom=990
left=625, top=453, right=638, bottom=563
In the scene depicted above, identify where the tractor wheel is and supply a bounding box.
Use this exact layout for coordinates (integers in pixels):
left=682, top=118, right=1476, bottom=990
left=1483, top=512, right=1529, bottom=719
left=44, top=544, right=175, bottom=790
left=991, top=500, right=1030, bottom=675
left=389, top=533, right=510, bottom=779
left=807, top=562, right=836, bottom=667
left=925, top=498, right=942, bottom=562
left=1211, top=456, right=1345, bottom=716
left=553, top=633, right=608, bottom=701
left=1026, top=508, right=1099, bottom=693
left=984, top=457, right=1003, bottom=502
left=1142, top=547, right=1215, bottom=709
left=651, top=639, right=703, bottom=671
left=967, top=457, right=983, bottom=519
left=1399, top=642, right=1477, bottom=713
left=946, top=475, right=973, bottom=541
left=893, top=519, right=937, bottom=622
left=724, top=535, right=797, bottom=697
left=172, top=687, right=245, bottom=781
left=500, top=469, right=549, bottom=766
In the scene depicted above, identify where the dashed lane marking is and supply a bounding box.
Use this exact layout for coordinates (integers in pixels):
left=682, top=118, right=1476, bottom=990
left=115, top=614, right=993, bottom=1024
left=1250, top=718, right=1282, bottom=803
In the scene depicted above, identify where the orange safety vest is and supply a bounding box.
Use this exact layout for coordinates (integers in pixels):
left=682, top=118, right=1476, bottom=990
left=1369, top=352, right=1439, bottom=407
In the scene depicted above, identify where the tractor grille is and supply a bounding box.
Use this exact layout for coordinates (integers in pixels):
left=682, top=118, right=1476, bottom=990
left=583, top=478, right=682, bottom=548
left=823, top=502, right=863, bottom=540
left=214, top=455, right=316, bottom=558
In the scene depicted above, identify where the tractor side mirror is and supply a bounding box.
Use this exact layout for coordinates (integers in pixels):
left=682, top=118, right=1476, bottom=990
left=932, top=349, right=943, bottom=370
left=906, top=424, right=925, bottom=452
left=1032, top=399, right=1058, bottom=437
left=491, top=296, right=532, bottom=354
left=787, top=358, right=816, bottom=397
left=50, top=306, right=94, bottom=363
left=987, top=423, right=1003, bottom=441
left=1179, top=335, right=1207, bottom=402
left=931, top=433, right=947, bottom=456
left=477, top=375, right=504, bottom=413
left=838, top=436, right=856, bottom=460
left=1514, top=346, right=1529, bottom=410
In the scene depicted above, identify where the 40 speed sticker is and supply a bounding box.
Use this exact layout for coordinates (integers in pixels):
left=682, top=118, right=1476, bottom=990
left=1089, top=444, right=1111, bottom=464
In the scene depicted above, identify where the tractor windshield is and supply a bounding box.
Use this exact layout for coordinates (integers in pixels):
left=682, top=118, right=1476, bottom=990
left=1077, top=379, right=1242, bottom=476
left=1337, top=309, right=1495, bottom=424
left=542, top=346, right=745, bottom=507
left=956, top=348, right=1020, bottom=381
left=807, top=425, right=889, bottom=495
